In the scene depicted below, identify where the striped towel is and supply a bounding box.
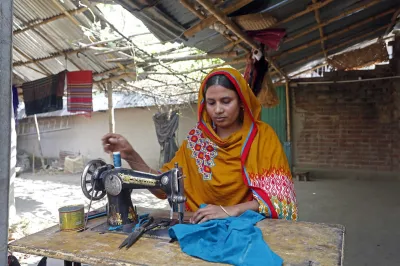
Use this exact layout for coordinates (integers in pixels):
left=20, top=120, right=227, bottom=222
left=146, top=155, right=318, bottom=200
left=67, top=71, right=93, bottom=113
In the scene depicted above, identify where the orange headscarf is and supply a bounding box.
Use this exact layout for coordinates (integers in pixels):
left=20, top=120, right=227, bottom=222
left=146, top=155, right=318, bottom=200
left=162, top=68, right=297, bottom=220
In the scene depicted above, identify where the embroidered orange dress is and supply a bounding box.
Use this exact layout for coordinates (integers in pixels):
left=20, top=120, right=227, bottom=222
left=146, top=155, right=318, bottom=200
left=161, top=68, right=298, bottom=220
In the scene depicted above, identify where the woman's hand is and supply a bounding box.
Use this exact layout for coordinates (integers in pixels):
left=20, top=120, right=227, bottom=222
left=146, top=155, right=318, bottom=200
left=101, top=133, right=134, bottom=160
left=190, top=204, right=239, bottom=224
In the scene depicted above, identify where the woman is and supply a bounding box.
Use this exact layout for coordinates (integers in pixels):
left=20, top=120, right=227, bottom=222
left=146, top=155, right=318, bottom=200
left=102, top=68, right=297, bottom=223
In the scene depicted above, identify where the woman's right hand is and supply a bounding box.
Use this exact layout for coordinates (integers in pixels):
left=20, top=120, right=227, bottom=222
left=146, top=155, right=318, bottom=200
left=101, top=133, right=134, bottom=160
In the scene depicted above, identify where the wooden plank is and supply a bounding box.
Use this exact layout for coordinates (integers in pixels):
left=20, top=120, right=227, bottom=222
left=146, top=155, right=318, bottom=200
left=8, top=208, right=345, bottom=266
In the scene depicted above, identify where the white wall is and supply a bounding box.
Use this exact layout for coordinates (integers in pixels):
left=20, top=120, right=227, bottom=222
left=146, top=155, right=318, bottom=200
left=17, top=105, right=197, bottom=169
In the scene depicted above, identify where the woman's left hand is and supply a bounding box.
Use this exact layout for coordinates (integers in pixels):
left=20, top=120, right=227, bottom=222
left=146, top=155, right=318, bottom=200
left=190, top=204, right=239, bottom=224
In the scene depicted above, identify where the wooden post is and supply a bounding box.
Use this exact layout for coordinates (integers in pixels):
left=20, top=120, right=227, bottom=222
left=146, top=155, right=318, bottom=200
left=108, top=82, right=115, bottom=134
left=285, top=81, right=291, bottom=142
left=34, top=115, right=46, bottom=169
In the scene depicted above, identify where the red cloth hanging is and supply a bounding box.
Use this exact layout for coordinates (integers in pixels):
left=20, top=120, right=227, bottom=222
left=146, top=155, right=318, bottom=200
left=246, top=29, right=286, bottom=51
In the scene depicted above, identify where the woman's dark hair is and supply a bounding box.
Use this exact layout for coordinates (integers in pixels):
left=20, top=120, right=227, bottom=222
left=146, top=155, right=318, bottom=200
left=203, top=74, right=238, bottom=97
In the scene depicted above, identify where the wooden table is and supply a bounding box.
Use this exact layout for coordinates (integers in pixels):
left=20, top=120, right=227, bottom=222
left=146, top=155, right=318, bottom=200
left=8, top=209, right=345, bottom=266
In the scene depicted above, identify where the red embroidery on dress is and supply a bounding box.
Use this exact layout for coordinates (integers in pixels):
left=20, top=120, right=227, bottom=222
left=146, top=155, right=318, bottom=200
left=250, top=168, right=298, bottom=220
left=187, top=125, right=218, bottom=180
left=250, top=168, right=296, bottom=204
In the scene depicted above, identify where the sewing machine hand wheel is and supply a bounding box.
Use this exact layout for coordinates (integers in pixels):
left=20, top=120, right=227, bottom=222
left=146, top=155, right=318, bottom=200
left=81, top=159, right=107, bottom=201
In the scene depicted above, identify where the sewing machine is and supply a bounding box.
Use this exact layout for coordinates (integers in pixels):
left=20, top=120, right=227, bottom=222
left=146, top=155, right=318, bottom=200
left=80, top=160, right=186, bottom=227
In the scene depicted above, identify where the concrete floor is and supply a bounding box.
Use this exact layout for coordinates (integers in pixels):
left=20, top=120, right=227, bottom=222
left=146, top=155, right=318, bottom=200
left=296, top=179, right=400, bottom=266
left=10, top=173, right=400, bottom=266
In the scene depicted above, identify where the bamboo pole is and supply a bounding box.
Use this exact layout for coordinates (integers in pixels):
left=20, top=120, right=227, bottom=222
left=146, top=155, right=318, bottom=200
left=80, top=0, right=195, bottom=85
left=284, top=0, right=381, bottom=43
left=107, top=83, right=115, bottom=134
left=79, top=33, right=150, bottom=49
left=196, top=0, right=288, bottom=80
left=224, top=0, right=335, bottom=49
left=181, top=0, right=249, bottom=52
left=106, top=51, right=238, bottom=64
left=95, top=41, right=182, bottom=57
left=285, top=81, right=291, bottom=142
left=180, top=0, right=206, bottom=19
left=52, top=1, right=127, bottom=72
left=34, top=115, right=46, bottom=170
left=50, top=0, right=81, bottom=26
left=384, top=7, right=400, bottom=36
left=183, top=0, right=253, bottom=38
left=13, top=7, right=88, bottom=35
left=276, top=0, right=334, bottom=27
left=312, top=0, right=327, bottom=59
left=274, top=9, right=395, bottom=60
left=94, top=72, right=136, bottom=84
left=13, top=47, right=53, bottom=75
left=14, top=13, right=83, bottom=71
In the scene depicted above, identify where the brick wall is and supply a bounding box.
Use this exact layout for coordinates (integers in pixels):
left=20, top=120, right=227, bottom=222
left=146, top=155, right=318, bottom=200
left=292, top=70, right=399, bottom=172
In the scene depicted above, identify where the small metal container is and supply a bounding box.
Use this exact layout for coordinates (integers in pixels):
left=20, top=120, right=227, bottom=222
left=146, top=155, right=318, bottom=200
left=59, top=204, right=85, bottom=231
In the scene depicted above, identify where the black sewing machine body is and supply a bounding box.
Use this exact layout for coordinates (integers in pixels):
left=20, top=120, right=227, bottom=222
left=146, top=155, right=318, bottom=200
left=81, top=160, right=186, bottom=227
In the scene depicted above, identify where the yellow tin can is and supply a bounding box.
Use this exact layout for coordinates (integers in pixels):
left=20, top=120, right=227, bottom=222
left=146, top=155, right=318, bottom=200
left=59, top=204, right=85, bottom=231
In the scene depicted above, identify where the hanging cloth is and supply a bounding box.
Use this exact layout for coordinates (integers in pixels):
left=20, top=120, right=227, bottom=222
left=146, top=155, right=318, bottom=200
left=12, top=85, right=19, bottom=123
left=22, top=71, right=66, bottom=116
left=153, top=110, right=179, bottom=167
left=67, top=70, right=93, bottom=113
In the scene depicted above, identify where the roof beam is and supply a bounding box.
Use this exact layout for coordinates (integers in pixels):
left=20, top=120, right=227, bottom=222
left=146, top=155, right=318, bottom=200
left=195, top=0, right=288, bottom=80
left=13, top=47, right=53, bottom=76
left=279, top=24, right=389, bottom=70
left=51, top=0, right=127, bottom=72
left=312, top=0, right=328, bottom=60
left=181, top=0, right=249, bottom=52
left=105, top=51, right=239, bottom=64
left=13, top=46, right=90, bottom=67
left=273, top=8, right=395, bottom=60
left=384, top=6, right=400, bottom=36
left=94, top=72, right=136, bottom=84
left=180, top=0, right=206, bottom=19
left=225, top=0, right=335, bottom=50
left=13, top=7, right=88, bottom=35
left=50, top=0, right=81, bottom=26
left=284, top=0, right=382, bottom=43
left=183, top=0, right=252, bottom=38
left=14, top=14, right=82, bottom=71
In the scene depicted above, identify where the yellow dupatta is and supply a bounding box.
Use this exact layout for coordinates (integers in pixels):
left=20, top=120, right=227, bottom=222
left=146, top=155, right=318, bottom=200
left=161, top=68, right=297, bottom=220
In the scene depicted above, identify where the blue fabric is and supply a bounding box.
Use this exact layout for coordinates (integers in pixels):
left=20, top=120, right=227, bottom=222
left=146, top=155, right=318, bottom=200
left=169, top=209, right=283, bottom=266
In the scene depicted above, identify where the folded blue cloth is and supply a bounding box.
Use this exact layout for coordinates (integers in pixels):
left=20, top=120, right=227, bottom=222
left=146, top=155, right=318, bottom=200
left=169, top=209, right=283, bottom=266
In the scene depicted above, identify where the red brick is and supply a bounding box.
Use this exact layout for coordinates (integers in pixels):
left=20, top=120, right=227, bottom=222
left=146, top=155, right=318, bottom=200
left=294, top=74, right=399, bottom=172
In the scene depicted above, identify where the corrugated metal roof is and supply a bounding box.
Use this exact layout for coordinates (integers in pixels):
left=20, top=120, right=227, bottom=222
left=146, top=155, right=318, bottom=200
left=114, top=0, right=398, bottom=76
left=12, top=0, right=131, bottom=88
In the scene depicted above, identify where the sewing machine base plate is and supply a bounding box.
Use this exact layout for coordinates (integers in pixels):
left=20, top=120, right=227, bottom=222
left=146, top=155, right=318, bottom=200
left=90, top=219, right=184, bottom=241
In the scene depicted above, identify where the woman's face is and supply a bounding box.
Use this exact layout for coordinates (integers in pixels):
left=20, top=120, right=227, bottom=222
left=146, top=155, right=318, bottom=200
left=205, top=84, right=241, bottom=129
